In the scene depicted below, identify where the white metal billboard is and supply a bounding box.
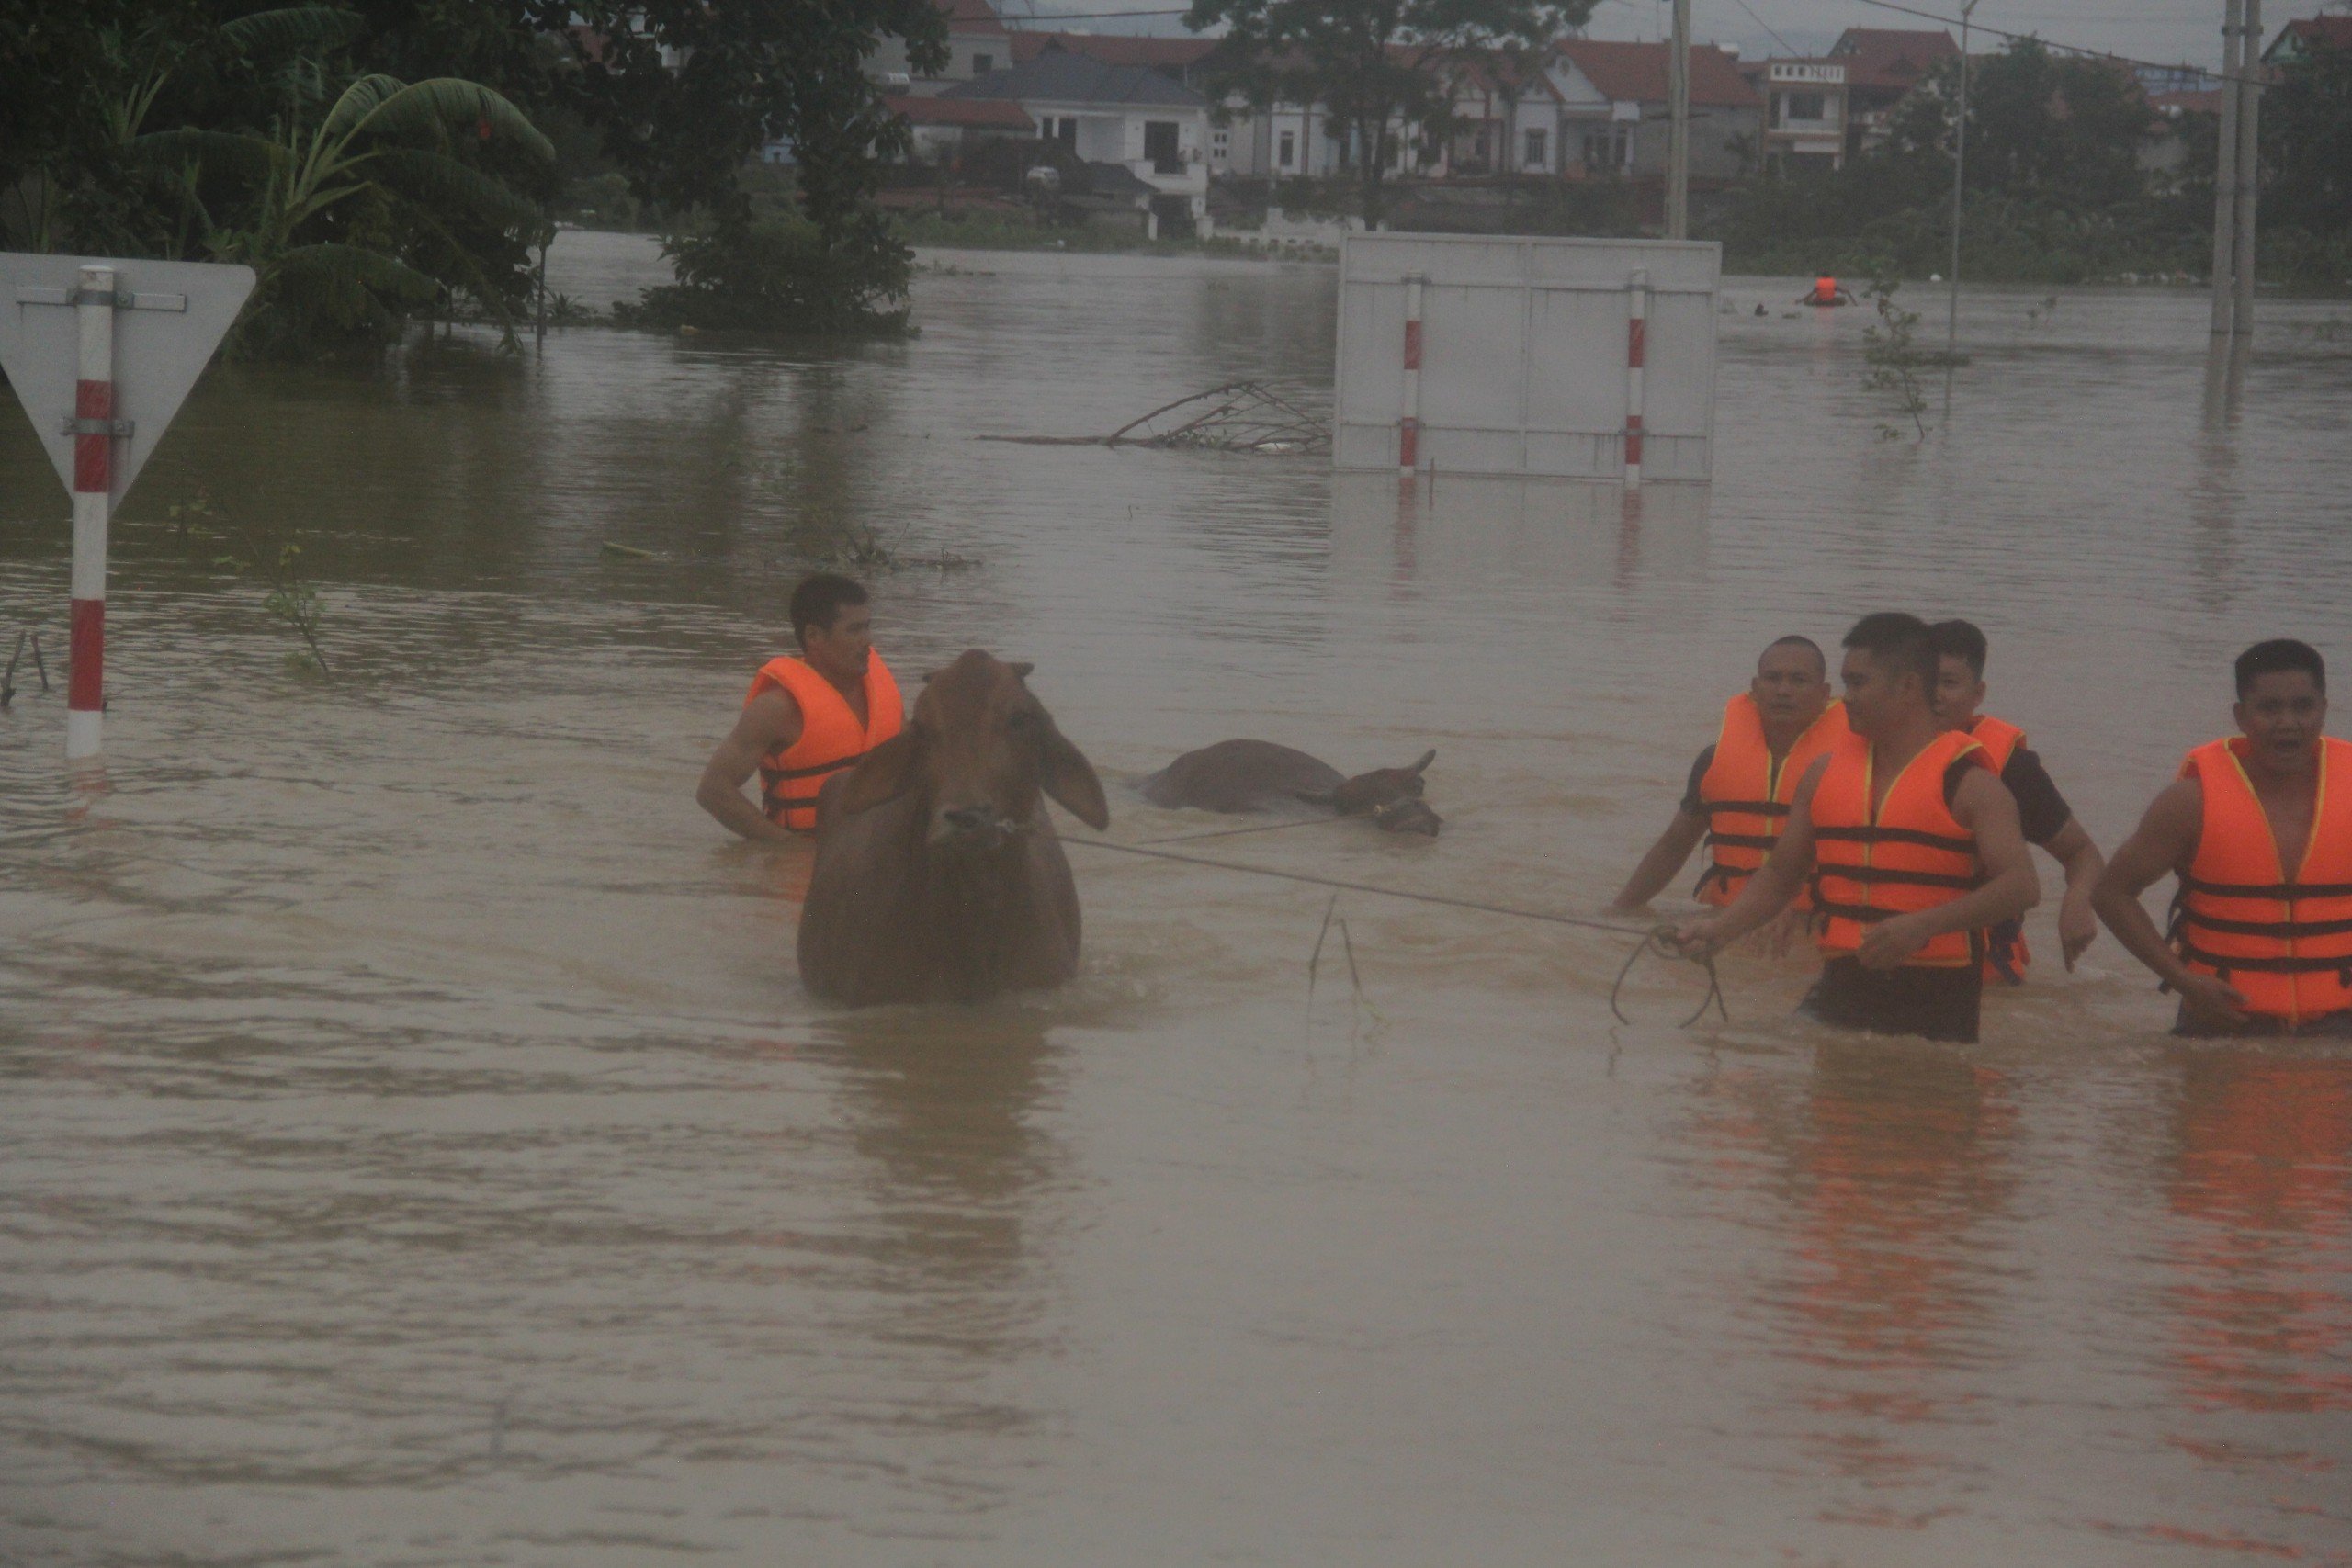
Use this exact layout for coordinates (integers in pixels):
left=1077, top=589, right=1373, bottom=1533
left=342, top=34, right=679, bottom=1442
left=1333, top=233, right=1720, bottom=482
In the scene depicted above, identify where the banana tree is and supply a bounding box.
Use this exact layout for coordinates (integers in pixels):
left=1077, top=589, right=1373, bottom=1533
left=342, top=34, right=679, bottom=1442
left=142, top=71, right=554, bottom=355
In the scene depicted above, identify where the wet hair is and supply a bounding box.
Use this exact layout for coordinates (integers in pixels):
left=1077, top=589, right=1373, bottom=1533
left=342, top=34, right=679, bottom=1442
left=2235, top=638, right=2325, bottom=697
left=1928, top=618, right=1989, bottom=679
left=1762, top=634, right=1826, bottom=680
left=790, top=574, right=868, bottom=649
left=1841, top=612, right=1937, bottom=692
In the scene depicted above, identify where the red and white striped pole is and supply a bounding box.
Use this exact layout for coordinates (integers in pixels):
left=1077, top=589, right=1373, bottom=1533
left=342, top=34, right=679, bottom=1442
left=1398, top=272, right=1425, bottom=479
left=1623, top=267, right=1648, bottom=489
left=69, top=264, right=117, bottom=760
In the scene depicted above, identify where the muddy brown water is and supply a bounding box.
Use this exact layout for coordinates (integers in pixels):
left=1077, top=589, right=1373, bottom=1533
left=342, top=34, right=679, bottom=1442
left=3, top=232, right=2349, bottom=1564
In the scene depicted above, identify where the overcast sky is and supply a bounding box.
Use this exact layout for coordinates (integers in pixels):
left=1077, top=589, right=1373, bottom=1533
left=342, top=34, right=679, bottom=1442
left=998, top=0, right=2348, bottom=74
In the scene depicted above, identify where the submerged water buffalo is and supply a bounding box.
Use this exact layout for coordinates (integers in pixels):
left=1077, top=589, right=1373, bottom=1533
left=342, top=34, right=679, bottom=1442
left=798, top=649, right=1110, bottom=1006
left=1140, top=740, right=1441, bottom=835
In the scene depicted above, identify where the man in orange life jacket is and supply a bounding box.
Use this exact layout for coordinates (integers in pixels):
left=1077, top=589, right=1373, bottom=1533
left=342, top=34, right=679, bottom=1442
left=1928, top=619, right=2106, bottom=978
left=696, top=573, right=904, bottom=842
left=2093, top=638, right=2352, bottom=1037
left=1668, top=613, right=2040, bottom=1043
left=1611, top=636, right=1847, bottom=941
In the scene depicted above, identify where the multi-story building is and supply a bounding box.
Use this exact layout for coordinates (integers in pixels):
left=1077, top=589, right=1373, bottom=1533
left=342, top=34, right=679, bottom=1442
left=1742, top=58, right=1849, bottom=173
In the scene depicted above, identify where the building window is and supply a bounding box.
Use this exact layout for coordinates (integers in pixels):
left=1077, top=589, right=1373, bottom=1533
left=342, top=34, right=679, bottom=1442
left=1523, top=127, right=1546, bottom=168
left=1144, top=119, right=1181, bottom=173
left=1278, top=130, right=1295, bottom=168
left=970, top=52, right=992, bottom=73
left=1210, top=127, right=1228, bottom=159
left=1784, top=91, right=1825, bottom=123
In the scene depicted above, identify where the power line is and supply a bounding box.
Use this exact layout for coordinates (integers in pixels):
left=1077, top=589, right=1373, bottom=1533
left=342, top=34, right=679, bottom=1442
left=1843, top=0, right=2247, bottom=76
left=1722, top=0, right=1802, bottom=56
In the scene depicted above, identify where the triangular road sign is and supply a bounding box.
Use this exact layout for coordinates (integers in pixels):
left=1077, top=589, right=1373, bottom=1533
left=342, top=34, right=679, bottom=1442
left=0, top=252, right=255, bottom=508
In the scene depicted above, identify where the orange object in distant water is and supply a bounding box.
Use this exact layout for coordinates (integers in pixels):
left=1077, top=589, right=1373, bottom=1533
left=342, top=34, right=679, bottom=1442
left=1808, top=276, right=1840, bottom=305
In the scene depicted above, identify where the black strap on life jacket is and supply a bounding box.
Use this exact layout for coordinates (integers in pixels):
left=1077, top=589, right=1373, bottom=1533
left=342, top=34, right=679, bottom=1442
left=1703, top=830, right=1779, bottom=852
left=1813, top=824, right=1976, bottom=854
left=760, top=746, right=875, bottom=822
left=1815, top=863, right=1983, bottom=892
left=2176, top=939, right=2352, bottom=982
left=2178, top=874, right=2352, bottom=898
left=2177, top=908, right=2352, bottom=939
left=1707, top=798, right=1791, bottom=820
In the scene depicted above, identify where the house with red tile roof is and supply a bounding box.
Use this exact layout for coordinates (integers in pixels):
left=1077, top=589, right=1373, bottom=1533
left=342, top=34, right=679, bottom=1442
left=1738, top=57, right=1851, bottom=172
left=2265, top=15, right=2352, bottom=63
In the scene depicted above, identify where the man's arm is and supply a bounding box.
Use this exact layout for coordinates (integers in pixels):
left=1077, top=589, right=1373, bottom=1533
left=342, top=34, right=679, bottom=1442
left=697, top=689, right=802, bottom=843
left=2092, top=778, right=2245, bottom=1024
left=1668, top=754, right=1828, bottom=957
left=1853, top=766, right=2039, bottom=970
left=2042, top=817, right=2106, bottom=970
left=1611, top=808, right=1710, bottom=913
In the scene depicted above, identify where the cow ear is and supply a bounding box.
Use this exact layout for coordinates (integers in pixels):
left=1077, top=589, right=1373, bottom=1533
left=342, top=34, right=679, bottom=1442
left=1408, top=749, right=1436, bottom=775
left=840, top=729, right=924, bottom=814
left=1006, top=661, right=1034, bottom=681
left=1039, top=722, right=1109, bottom=830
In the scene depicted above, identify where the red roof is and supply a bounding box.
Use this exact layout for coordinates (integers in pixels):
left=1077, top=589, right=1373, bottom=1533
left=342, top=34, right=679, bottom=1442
left=888, top=94, right=1033, bottom=129
left=2270, top=16, right=2352, bottom=55
left=1827, top=27, right=1958, bottom=92
left=940, top=0, right=1008, bottom=39
left=1009, top=31, right=1218, bottom=68
left=1554, top=40, right=1759, bottom=108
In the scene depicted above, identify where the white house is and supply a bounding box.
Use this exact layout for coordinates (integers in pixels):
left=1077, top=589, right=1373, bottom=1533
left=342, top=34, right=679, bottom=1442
left=938, top=43, right=1213, bottom=232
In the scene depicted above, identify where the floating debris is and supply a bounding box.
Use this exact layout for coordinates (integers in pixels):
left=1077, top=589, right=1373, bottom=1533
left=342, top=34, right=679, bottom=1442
left=983, top=380, right=1329, bottom=456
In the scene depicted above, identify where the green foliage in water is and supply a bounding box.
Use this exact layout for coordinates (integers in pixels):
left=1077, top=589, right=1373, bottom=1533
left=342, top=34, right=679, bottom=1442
left=614, top=215, right=913, bottom=336
left=173, top=487, right=334, bottom=675
left=2, top=4, right=560, bottom=359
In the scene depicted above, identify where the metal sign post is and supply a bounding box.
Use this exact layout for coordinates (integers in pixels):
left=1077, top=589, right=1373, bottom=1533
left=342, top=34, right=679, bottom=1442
left=0, top=252, right=254, bottom=759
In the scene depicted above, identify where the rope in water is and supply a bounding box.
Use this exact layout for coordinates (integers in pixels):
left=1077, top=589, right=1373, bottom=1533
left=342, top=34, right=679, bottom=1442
left=1061, top=835, right=1728, bottom=1024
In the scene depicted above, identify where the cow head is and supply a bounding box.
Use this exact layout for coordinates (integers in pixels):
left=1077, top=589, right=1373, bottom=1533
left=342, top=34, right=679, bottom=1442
left=838, top=649, right=1108, bottom=849
left=1314, top=749, right=1440, bottom=836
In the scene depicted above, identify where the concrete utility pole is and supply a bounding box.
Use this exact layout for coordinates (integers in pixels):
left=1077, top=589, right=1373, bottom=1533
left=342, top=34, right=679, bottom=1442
left=2210, top=0, right=2244, bottom=333
left=2232, top=0, right=2263, bottom=335
left=1667, top=0, right=1690, bottom=239
left=1946, top=0, right=1979, bottom=363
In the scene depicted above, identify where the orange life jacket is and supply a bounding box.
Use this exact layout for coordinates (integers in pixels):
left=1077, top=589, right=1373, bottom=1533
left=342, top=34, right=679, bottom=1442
left=746, top=652, right=904, bottom=832
left=1810, top=728, right=1987, bottom=969
left=1966, top=715, right=2033, bottom=984
left=1809, top=276, right=1839, bottom=304
left=2172, top=735, right=2352, bottom=1026
left=1695, top=695, right=1850, bottom=908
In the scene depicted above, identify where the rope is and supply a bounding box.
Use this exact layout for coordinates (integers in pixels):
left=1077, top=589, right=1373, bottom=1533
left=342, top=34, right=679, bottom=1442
left=1609, top=931, right=1729, bottom=1030
left=1063, top=834, right=1731, bottom=1026
left=1065, top=836, right=1651, bottom=934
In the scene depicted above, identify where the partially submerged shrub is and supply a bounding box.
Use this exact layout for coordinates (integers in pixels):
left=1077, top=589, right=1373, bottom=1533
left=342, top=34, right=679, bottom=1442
left=615, top=214, right=913, bottom=335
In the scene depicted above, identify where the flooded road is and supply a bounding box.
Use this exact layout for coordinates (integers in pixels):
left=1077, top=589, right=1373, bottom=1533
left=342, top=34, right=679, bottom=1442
left=3, top=232, right=2348, bottom=1563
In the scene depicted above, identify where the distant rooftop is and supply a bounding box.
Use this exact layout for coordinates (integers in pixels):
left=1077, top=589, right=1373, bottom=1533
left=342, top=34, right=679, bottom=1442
left=939, top=42, right=1209, bottom=107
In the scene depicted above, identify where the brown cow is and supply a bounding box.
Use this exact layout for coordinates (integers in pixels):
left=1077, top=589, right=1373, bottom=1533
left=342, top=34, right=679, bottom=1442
left=797, top=649, right=1109, bottom=1006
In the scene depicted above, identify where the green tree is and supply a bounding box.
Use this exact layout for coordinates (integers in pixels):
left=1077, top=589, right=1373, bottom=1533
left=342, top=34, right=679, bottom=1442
left=2262, top=38, right=2352, bottom=278
left=147, top=69, right=554, bottom=355
left=1184, top=0, right=1596, bottom=225
left=553, top=0, right=947, bottom=332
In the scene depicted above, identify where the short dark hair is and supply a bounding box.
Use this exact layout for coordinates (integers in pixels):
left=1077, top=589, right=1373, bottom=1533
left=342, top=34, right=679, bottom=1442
left=1842, top=612, right=1937, bottom=691
left=2235, top=638, right=2325, bottom=697
left=1763, top=634, right=1826, bottom=679
left=1927, top=618, right=1989, bottom=679
left=790, top=574, right=867, bottom=649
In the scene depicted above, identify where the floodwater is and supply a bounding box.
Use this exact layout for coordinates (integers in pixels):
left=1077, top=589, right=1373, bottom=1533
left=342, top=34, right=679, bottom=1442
left=3, top=231, right=2349, bottom=1564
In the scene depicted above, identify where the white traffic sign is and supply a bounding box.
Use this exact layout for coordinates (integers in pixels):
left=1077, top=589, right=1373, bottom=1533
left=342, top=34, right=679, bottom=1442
left=0, top=252, right=254, bottom=507
left=0, top=252, right=254, bottom=759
